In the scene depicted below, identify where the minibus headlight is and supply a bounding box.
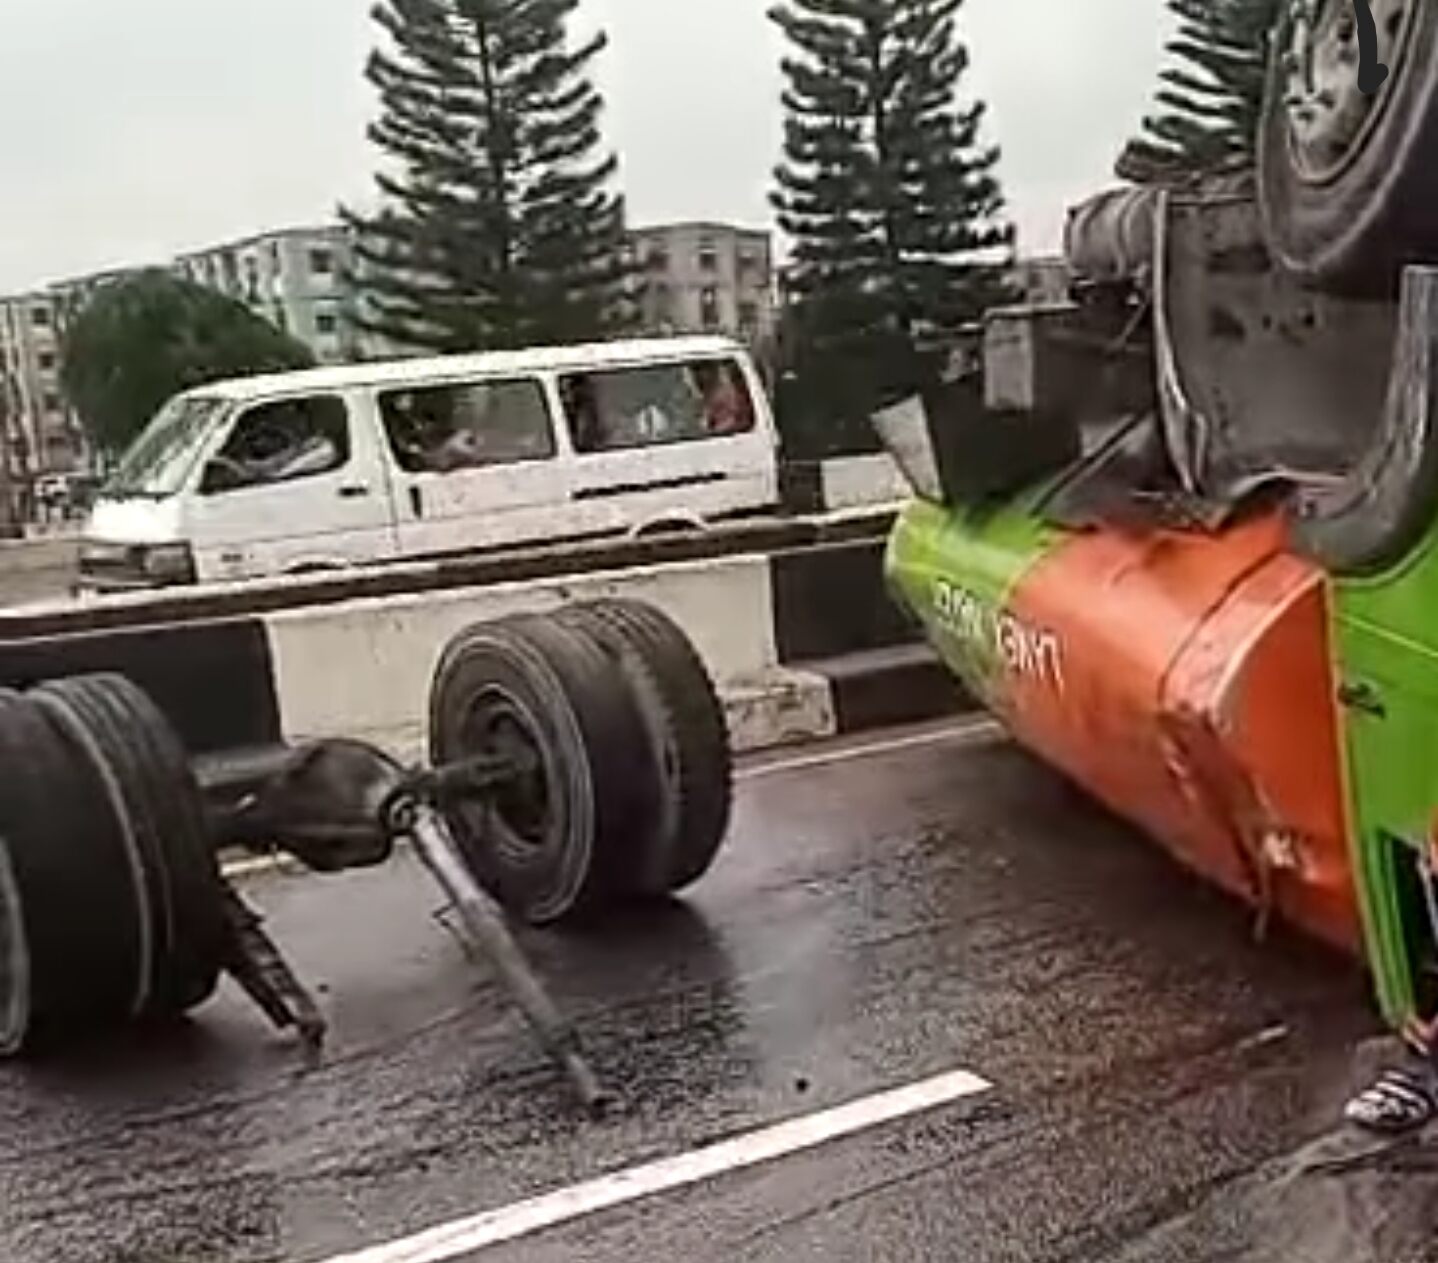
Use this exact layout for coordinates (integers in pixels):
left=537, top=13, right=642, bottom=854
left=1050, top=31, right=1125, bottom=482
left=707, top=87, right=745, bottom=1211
left=139, top=542, right=196, bottom=583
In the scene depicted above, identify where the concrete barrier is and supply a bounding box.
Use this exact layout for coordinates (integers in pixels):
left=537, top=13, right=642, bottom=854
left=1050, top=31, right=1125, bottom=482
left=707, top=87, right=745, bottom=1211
left=0, top=536, right=80, bottom=608
left=266, top=554, right=784, bottom=758
left=779, top=455, right=912, bottom=515
left=818, top=454, right=911, bottom=512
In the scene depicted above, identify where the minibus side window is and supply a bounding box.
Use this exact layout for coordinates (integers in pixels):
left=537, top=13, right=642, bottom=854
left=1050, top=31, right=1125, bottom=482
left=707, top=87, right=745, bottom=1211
left=560, top=358, right=757, bottom=455
left=201, top=395, right=350, bottom=494
left=379, top=379, right=556, bottom=474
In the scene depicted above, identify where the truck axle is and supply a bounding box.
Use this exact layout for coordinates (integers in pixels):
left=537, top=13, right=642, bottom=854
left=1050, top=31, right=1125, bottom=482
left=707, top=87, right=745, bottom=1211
left=221, top=739, right=610, bottom=1113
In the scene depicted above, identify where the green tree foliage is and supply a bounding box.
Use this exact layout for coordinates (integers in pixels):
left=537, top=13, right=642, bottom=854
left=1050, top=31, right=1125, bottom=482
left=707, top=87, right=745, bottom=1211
left=344, top=0, right=633, bottom=354
left=1118, top=0, right=1282, bottom=184
left=60, top=270, right=315, bottom=457
left=770, top=0, right=1013, bottom=456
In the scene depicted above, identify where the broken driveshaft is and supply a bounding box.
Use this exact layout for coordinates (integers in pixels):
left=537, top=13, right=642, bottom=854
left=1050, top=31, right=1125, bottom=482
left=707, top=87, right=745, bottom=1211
left=385, top=787, right=611, bottom=1116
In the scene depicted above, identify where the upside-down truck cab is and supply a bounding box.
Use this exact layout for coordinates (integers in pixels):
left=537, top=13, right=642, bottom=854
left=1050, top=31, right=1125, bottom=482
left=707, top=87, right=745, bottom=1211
left=877, top=1, right=1438, bottom=1040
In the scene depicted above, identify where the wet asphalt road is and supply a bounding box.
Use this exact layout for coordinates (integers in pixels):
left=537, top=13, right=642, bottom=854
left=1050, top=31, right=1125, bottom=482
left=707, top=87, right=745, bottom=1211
left=1, top=718, right=1425, bottom=1263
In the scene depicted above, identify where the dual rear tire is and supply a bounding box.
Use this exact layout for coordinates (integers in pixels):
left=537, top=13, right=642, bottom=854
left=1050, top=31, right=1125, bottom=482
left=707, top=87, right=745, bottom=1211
left=429, top=600, right=733, bottom=926
left=0, top=676, right=226, bottom=1057
left=1259, top=0, right=1438, bottom=290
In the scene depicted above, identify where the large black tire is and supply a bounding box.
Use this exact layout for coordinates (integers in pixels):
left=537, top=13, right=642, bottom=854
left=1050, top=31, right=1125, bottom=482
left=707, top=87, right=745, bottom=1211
left=428, top=614, right=657, bottom=925
left=1259, top=0, right=1438, bottom=290
left=556, top=600, right=733, bottom=895
left=0, top=690, right=146, bottom=1053
left=33, top=676, right=226, bottom=1016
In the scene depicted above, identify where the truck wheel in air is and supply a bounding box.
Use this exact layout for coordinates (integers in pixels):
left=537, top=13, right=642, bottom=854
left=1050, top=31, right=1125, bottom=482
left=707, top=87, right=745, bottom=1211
left=33, top=675, right=228, bottom=1017
left=1259, top=0, right=1438, bottom=290
left=556, top=600, right=733, bottom=896
left=428, top=614, right=658, bottom=926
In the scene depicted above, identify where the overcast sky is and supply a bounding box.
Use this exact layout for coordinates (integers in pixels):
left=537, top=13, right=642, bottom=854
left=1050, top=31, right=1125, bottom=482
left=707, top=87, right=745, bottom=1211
left=0, top=0, right=1174, bottom=295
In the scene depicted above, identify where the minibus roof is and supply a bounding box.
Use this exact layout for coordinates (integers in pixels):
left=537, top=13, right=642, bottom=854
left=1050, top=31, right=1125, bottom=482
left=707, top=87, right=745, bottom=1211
left=193, top=335, right=752, bottom=403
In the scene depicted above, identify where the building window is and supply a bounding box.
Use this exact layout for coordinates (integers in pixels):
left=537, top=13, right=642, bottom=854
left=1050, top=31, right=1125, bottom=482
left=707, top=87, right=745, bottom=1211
left=270, top=242, right=283, bottom=274
left=698, top=239, right=719, bottom=272
left=700, top=286, right=722, bottom=329
left=30, top=307, right=50, bottom=328
left=647, top=245, right=670, bottom=272
left=310, top=248, right=334, bottom=276
left=43, top=392, right=61, bottom=414
left=38, top=351, right=57, bottom=372
left=315, top=310, right=338, bottom=335
left=738, top=301, right=760, bottom=334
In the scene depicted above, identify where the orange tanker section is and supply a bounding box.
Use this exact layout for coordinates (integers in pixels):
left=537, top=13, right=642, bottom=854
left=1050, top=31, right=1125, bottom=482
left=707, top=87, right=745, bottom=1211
left=998, top=512, right=1361, bottom=955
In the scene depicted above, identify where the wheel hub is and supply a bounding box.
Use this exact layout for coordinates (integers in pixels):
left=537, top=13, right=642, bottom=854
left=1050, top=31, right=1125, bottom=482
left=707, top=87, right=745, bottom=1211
left=1282, top=0, right=1411, bottom=183
left=460, top=692, right=552, bottom=855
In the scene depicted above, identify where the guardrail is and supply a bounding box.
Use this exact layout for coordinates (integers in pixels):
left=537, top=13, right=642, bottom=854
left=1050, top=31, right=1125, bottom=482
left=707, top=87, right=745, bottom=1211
left=0, top=507, right=897, bottom=640
left=0, top=536, right=81, bottom=607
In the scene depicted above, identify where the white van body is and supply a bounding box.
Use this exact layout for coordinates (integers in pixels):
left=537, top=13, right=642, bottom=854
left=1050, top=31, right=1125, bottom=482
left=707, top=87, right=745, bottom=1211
left=79, top=336, right=779, bottom=590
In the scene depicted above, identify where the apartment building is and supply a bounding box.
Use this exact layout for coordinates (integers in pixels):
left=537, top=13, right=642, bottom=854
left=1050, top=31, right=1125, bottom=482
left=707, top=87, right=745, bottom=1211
left=0, top=292, right=92, bottom=480
left=629, top=223, right=776, bottom=350
left=174, top=225, right=372, bottom=365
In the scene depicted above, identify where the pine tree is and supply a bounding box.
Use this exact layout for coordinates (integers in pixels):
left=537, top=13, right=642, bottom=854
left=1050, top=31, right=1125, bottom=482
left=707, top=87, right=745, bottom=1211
left=343, top=0, right=633, bottom=354
left=771, top=0, right=1014, bottom=359
left=1118, top=0, right=1281, bottom=185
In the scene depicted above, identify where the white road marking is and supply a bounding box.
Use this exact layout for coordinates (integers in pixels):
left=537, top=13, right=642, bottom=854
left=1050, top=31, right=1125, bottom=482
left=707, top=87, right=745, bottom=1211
left=313, top=1069, right=993, bottom=1263
left=739, top=715, right=1004, bottom=781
